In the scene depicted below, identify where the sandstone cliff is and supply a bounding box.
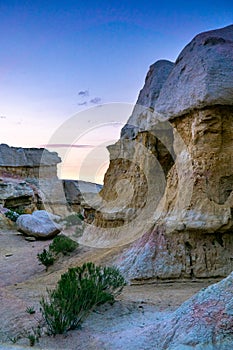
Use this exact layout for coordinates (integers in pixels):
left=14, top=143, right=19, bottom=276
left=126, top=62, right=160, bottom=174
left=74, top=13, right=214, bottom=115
left=80, top=24, right=233, bottom=280
left=0, top=144, right=101, bottom=218
left=0, top=143, right=61, bottom=178
left=0, top=144, right=61, bottom=213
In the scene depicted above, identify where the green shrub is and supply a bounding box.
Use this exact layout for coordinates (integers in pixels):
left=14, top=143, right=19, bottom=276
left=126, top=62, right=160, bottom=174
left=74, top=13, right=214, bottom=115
left=40, top=262, right=126, bottom=335
left=63, top=213, right=83, bottom=228
left=77, top=213, right=84, bottom=221
left=49, top=234, right=78, bottom=255
left=5, top=210, right=20, bottom=222
left=37, top=249, right=55, bottom=270
left=4, top=208, right=25, bottom=222
left=37, top=235, right=78, bottom=271
left=26, top=306, right=36, bottom=315
left=25, top=326, right=41, bottom=347
left=8, top=335, right=21, bottom=344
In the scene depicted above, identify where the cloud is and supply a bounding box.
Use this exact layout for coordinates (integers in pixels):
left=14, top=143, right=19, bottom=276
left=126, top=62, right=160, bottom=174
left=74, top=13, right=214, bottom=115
left=0, top=115, right=6, bottom=119
left=40, top=143, right=95, bottom=148
left=77, top=101, right=87, bottom=106
left=90, top=97, right=102, bottom=104
left=77, top=90, right=102, bottom=106
left=78, top=90, right=89, bottom=97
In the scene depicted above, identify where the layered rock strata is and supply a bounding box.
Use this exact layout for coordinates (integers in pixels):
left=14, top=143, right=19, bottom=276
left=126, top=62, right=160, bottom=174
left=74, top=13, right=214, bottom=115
left=81, top=25, right=233, bottom=280
left=0, top=144, right=60, bottom=179
left=0, top=144, right=102, bottom=217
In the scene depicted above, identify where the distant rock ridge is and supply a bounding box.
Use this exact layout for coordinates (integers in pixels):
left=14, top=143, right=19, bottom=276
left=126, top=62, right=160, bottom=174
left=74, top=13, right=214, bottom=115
left=81, top=24, right=233, bottom=281
left=0, top=144, right=101, bottom=218
left=0, top=143, right=61, bottom=167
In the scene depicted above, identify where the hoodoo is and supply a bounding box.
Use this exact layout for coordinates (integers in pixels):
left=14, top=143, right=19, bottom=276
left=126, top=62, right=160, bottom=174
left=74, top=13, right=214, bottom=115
left=81, top=25, right=233, bottom=280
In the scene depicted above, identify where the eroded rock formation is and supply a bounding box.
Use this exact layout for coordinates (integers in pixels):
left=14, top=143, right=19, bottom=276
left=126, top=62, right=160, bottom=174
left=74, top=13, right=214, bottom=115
left=0, top=144, right=60, bottom=179
left=0, top=144, right=102, bottom=218
left=0, top=144, right=61, bottom=213
left=145, top=272, right=233, bottom=349
left=81, top=24, right=233, bottom=280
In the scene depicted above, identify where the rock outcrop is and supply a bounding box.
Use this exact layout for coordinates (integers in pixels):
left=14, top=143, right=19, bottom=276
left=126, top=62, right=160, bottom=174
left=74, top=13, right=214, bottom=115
left=145, top=272, right=233, bottom=349
left=81, top=24, right=233, bottom=280
left=16, top=210, right=61, bottom=238
left=0, top=144, right=61, bottom=214
left=0, top=144, right=102, bottom=219
left=0, top=144, right=61, bottom=179
left=63, top=179, right=102, bottom=213
left=0, top=178, right=36, bottom=212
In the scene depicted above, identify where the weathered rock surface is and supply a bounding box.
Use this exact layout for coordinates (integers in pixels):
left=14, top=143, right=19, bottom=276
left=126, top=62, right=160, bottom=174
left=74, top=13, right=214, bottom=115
left=97, top=272, right=233, bottom=349
left=117, top=225, right=233, bottom=280
left=0, top=213, right=14, bottom=229
left=0, top=144, right=61, bottom=213
left=0, top=144, right=102, bottom=217
left=0, top=178, right=37, bottom=212
left=156, top=24, right=233, bottom=119
left=121, top=60, right=174, bottom=139
left=0, top=143, right=61, bottom=178
left=81, top=24, right=233, bottom=280
left=63, top=179, right=102, bottom=212
left=16, top=210, right=61, bottom=238
left=146, top=272, right=233, bottom=349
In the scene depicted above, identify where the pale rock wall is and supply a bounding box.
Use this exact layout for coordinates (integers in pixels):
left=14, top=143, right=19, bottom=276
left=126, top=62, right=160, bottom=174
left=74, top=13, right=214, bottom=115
left=0, top=144, right=61, bottom=214
left=121, top=60, right=174, bottom=139
left=81, top=24, right=233, bottom=280
left=0, top=143, right=61, bottom=179
left=156, top=24, right=233, bottom=119
left=0, top=144, right=102, bottom=218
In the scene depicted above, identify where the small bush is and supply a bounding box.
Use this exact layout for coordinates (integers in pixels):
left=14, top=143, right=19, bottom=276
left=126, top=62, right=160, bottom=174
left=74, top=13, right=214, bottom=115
left=40, top=262, right=126, bottom=335
left=26, top=306, right=36, bottom=315
left=49, top=234, right=78, bottom=255
left=37, top=235, right=78, bottom=271
left=25, top=326, right=41, bottom=347
left=5, top=210, right=20, bottom=222
left=37, top=249, right=55, bottom=270
left=77, top=213, right=84, bottom=221
left=8, top=335, right=21, bottom=344
left=63, top=213, right=83, bottom=228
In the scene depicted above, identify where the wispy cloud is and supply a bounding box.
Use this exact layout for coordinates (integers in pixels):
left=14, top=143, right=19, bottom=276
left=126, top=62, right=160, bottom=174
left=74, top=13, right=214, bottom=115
left=0, top=115, right=6, bottom=119
left=77, top=89, right=102, bottom=107
left=78, top=90, right=89, bottom=97
left=40, top=143, right=95, bottom=148
left=90, top=97, right=101, bottom=104
left=77, top=101, right=88, bottom=106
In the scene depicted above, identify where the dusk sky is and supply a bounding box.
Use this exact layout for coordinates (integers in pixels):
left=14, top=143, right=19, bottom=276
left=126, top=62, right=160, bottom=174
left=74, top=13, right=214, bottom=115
left=0, top=1, right=232, bottom=183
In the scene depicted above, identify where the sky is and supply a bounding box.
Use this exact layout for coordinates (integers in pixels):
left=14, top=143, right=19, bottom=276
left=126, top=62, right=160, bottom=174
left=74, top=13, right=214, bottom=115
left=0, top=0, right=232, bottom=183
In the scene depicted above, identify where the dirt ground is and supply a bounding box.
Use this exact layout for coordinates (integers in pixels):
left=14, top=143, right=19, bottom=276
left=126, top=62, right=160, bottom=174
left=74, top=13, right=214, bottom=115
left=0, top=227, right=221, bottom=349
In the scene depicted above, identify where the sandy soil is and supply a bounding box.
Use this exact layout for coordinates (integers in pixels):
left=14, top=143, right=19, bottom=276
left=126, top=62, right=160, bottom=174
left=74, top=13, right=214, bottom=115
left=0, top=227, right=221, bottom=349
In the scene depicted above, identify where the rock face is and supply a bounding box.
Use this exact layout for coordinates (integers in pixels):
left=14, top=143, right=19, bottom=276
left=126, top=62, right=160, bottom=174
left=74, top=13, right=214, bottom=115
left=0, top=179, right=36, bottom=212
left=81, top=24, right=233, bottom=280
left=121, top=60, right=174, bottom=139
left=0, top=144, right=62, bottom=214
left=0, top=145, right=100, bottom=217
left=156, top=25, right=233, bottom=119
left=0, top=144, right=61, bottom=178
left=147, top=272, right=233, bottom=349
left=16, top=210, right=61, bottom=238
left=63, top=180, right=102, bottom=212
